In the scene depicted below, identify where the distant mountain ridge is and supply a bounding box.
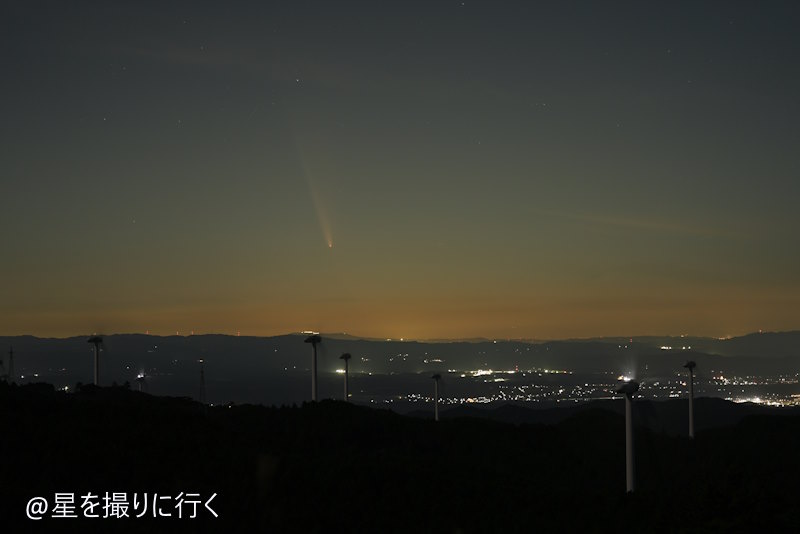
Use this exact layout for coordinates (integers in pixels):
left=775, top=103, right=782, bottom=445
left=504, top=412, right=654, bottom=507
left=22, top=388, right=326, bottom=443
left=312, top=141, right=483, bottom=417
left=1, top=330, right=798, bottom=406
left=2, top=330, right=799, bottom=374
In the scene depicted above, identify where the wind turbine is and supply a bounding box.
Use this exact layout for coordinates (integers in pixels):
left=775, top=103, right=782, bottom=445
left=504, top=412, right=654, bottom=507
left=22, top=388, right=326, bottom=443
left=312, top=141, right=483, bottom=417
left=339, top=353, right=351, bottom=402
left=431, top=374, right=442, bottom=422
left=8, top=346, right=14, bottom=383
left=304, top=334, right=321, bottom=401
left=136, top=371, right=146, bottom=393
left=87, top=336, right=103, bottom=386
left=616, top=379, right=640, bottom=493
left=684, top=361, right=697, bottom=439
left=198, top=359, right=206, bottom=405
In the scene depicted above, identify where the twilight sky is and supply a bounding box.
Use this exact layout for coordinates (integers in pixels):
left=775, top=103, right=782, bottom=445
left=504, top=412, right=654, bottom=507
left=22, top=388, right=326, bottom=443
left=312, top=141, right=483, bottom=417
left=2, top=1, right=799, bottom=339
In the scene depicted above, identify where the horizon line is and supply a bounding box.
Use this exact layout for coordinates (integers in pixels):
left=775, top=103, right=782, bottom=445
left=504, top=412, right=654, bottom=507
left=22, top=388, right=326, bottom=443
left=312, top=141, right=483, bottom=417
left=1, top=329, right=797, bottom=343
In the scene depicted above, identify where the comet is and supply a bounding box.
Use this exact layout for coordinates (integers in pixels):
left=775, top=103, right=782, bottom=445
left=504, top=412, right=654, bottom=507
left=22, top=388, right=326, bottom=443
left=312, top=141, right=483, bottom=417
left=286, top=122, right=334, bottom=249
left=308, top=179, right=334, bottom=249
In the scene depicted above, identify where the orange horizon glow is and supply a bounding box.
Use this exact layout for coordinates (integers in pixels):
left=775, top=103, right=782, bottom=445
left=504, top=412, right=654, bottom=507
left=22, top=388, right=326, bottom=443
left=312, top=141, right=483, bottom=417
left=4, top=3, right=800, bottom=343
left=2, top=294, right=797, bottom=340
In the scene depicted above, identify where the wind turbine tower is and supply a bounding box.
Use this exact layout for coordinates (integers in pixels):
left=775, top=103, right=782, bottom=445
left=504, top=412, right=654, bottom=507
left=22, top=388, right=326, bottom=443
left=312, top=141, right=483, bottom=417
left=198, top=359, right=206, bottom=405
left=340, top=353, right=351, bottom=401
left=87, top=336, right=103, bottom=386
left=7, top=346, right=13, bottom=383
left=616, top=379, right=640, bottom=493
left=432, top=374, right=442, bottom=422
left=304, top=334, right=321, bottom=401
left=136, top=371, right=146, bottom=393
left=684, top=361, right=697, bottom=439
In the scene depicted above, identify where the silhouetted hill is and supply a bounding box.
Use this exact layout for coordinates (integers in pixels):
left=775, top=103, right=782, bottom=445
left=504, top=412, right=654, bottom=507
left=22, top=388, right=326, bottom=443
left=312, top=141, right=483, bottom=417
left=2, top=382, right=800, bottom=532
left=408, top=397, right=800, bottom=435
left=575, top=330, right=800, bottom=358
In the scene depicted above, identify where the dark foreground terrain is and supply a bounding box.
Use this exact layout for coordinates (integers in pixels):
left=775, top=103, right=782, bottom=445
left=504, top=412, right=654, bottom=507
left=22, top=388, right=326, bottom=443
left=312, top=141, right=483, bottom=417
left=2, top=382, right=800, bottom=533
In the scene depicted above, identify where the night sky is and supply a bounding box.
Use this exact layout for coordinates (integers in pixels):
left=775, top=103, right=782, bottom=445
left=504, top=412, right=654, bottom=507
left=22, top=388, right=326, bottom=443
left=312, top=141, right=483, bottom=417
left=2, top=1, right=799, bottom=339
